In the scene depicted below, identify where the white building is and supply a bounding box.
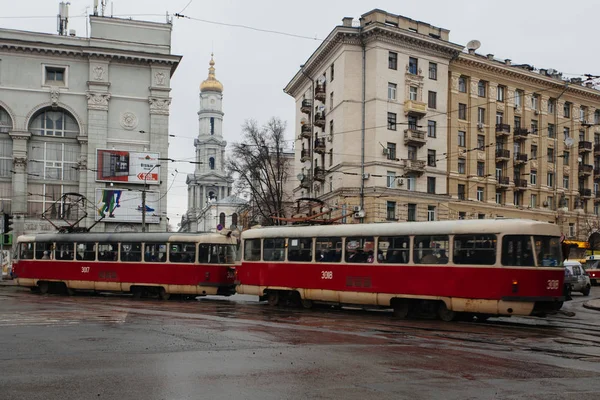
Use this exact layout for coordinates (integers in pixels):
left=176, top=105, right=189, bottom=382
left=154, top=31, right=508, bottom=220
left=0, top=12, right=181, bottom=238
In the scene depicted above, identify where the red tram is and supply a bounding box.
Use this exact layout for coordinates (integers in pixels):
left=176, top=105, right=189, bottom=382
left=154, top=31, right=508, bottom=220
left=236, top=220, right=565, bottom=320
left=13, top=232, right=239, bottom=299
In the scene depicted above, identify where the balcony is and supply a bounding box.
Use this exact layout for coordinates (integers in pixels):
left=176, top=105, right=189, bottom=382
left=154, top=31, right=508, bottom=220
left=514, top=179, right=528, bottom=190
left=514, top=127, right=529, bottom=141
left=579, top=163, right=594, bottom=176
left=595, top=168, right=600, bottom=180
left=314, top=112, right=326, bottom=128
left=514, top=153, right=528, bottom=164
left=300, top=99, right=312, bottom=114
left=495, top=148, right=511, bottom=161
left=314, top=138, right=326, bottom=154
left=315, top=84, right=326, bottom=102
left=402, top=159, right=426, bottom=174
left=495, top=123, right=511, bottom=137
left=314, top=167, right=326, bottom=182
left=579, top=141, right=593, bottom=153
left=496, top=176, right=510, bottom=189
left=404, top=99, right=427, bottom=117
left=300, top=149, right=310, bottom=162
left=596, top=191, right=600, bottom=201
left=579, top=188, right=593, bottom=198
left=594, top=143, right=600, bottom=156
left=300, top=178, right=311, bottom=189
left=300, top=123, right=312, bottom=139
left=404, top=128, right=427, bottom=147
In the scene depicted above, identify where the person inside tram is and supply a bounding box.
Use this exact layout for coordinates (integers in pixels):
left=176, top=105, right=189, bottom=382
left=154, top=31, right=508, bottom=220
left=366, top=251, right=375, bottom=263
left=438, top=249, right=448, bottom=264
left=420, top=249, right=438, bottom=264
left=42, top=251, right=50, bottom=260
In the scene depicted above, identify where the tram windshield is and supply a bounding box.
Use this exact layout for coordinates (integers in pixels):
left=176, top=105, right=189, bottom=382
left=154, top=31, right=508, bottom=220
left=534, top=236, right=562, bottom=267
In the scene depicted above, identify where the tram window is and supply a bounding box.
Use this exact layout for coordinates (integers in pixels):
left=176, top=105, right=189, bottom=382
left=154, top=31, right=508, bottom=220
left=379, top=236, right=410, bottom=264
left=35, top=242, right=54, bottom=260
left=199, top=244, right=238, bottom=264
left=244, top=239, right=261, bottom=261
left=502, top=235, right=535, bottom=267
left=263, top=238, right=285, bottom=262
left=414, top=235, right=449, bottom=264
left=19, top=243, right=34, bottom=260
left=76, top=243, right=96, bottom=261
left=144, top=243, right=167, bottom=263
left=121, top=242, right=142, bottom=262
left=55, top=242, right=74, bottom=261
left=170, top=242, right=196, bottom=263
left=288, top=238, right=313, bottom=262
left=315, top=237, right=342, bottom=262
left=98, top=243, right=118, bottom=261
left=345, top=237, right=375, bottom=263
left=453, top=235, right=497, bottom=265
left=534, top=236, right=562, bottom=267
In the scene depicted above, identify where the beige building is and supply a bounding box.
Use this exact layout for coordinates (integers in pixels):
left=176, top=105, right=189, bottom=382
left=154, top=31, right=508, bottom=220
left=284, top=9, right=463, bottom=223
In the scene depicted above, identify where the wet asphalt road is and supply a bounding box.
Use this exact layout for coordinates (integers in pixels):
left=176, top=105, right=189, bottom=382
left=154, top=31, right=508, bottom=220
left=0, top=286, right=599, bottom=400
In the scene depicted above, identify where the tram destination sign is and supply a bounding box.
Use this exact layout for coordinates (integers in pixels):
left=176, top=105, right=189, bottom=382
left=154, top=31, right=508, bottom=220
left=95, top=188, right=160, bottom=223
left=96, top=149, right=160, bottom=185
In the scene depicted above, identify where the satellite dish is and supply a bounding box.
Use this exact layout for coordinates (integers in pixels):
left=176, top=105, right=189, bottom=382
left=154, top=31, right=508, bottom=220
left=297, top=173, right=305, bottom=181
left=564, top=137, right=574, bottom=148
left=466, top=40, right=481, bottom=51
left=317, top=76, right=326, bottom=85
left=578, top=156, right=583, bottom=163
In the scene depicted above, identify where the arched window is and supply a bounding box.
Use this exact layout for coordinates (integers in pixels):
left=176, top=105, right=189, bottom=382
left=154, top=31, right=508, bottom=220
left=209, top=157, right=215, bottom=170
left=0, top=107, right=12, bottom=133
left=231, top=213, right=238, bottom=227
left=29, top=108, right=79, bottom=138
left=219, top=212, right=226, bottom=227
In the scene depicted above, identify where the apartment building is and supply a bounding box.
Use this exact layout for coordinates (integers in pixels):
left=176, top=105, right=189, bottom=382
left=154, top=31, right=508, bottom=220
left=284, top=9, right=463, bottom=223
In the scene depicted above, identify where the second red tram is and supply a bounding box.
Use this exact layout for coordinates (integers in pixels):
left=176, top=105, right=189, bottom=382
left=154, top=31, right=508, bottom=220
left=236, top=219, right=565, bottom=320
left=13, top=232, right=239, bottom=299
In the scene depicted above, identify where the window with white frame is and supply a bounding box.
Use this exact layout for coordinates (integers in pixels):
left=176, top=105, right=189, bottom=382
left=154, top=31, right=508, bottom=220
left=548, top=99, right=555, bottom=114
left=531, top=194, right=537, bottom=208
left=0, top=182, right=12, bottom=214
left=478, top=81, right=486, bottom=97
left=458, top=76, right=467, bottom=93
left=564, top=176, right=570, bottom=189
left=569, top=223, right=575, bottom=238
left=29, top=109, right=79, bottom=138
left=477, top=187, right=484, bottom=201
left=458, top=159, right=465, bottom=174
left=532, top=95, right=539, bottom=110
left=27, top=183, right=78, bottom=219
left=429, top=62, right=437, bottom=80
left=497, top=86, right=505, bottom=102
left=28, top=141, right=79, bottom=181
left=0, top=108, right=12, bottom=132
left=0, top=138, right=12, bottom=178
left=514, top=90, right=523, bottom=107
left=458, top=131, right=466, bottom=147
left=407, top=176, right=416, bottom=191
left=495, top=191, right=502, bottom=204
left=387, top=201, right=396, bottom=220
left=427, top=120, right=436, bottom=138
left=44, top=65, right=67, bottom=86
left=477, top=108, right=485, bottom=124
left=409, top=86, right=418, bottom=101
left=427, top=205, right=436, bottom=221
left=386, top=171, right=396, bottom=188
left=388, top=83, right=397, bottom=100
left=530, top=170, right=537, bottom=185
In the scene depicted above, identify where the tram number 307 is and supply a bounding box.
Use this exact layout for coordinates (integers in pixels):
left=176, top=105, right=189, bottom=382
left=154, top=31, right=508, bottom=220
left=81, top=266, right=90, bottom=274
left=321, top=271, right=333, bottom=280
left=546, top=280, right=559, bottom=290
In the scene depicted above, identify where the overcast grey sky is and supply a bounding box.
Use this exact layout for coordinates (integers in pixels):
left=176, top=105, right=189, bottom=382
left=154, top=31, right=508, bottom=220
left=2, top=0, right=597, bottom=226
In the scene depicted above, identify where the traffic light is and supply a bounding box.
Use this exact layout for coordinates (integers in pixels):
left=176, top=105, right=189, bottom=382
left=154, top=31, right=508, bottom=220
left=3, top=213, right=13, bottom=233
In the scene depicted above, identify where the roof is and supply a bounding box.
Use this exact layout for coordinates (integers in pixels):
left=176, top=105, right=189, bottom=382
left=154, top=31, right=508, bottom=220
left=17, top=231, right=237, bottom=244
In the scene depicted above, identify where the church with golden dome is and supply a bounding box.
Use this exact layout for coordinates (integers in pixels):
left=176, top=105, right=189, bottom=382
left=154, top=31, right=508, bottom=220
left=181, top=54, right=235, bottom=232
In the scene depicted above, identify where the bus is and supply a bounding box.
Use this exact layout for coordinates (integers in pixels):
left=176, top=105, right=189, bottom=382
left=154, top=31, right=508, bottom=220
left=12, top=232, right=239, bottom=299
left=236, top=219, right=565, bottom=321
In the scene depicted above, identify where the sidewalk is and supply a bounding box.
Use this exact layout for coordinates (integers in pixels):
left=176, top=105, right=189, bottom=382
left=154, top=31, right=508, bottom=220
left=583, top=299, right=600, bottom=312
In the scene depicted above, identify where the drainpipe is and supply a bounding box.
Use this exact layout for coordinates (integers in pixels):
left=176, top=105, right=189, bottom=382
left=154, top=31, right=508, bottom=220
left=359, top=29, right=366, bottom=220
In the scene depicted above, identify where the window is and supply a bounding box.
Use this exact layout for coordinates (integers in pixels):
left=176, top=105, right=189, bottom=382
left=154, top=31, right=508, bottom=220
left=563, top=151, right=570, bottom=164
left=547, top=172, right=554, bottom=187
left=97, top=242, right=118, bottom=261
left=210, top=117, right=215, bottom=135
left=547, top=196, right=554, bottom=210
left=315, top=237, right=342, bottom=263
left=458, top=184, right=466, bottom=200
left=564, top=127, right=570, bottom=139
left=564, top=176, right=570, bottom=189
left=408, top=57, right=418, bottom=74
left=458, top=76, right=467, bottom=93
left=596, top=110, right=600, bottom=124
left=564, top=102, right=571, bottom=118
left=386, top=201, right=397, bottom=220
left=330, top=92, right=334, bottom=110
left=458, top=159, right=465, bottom=174
left=345, top=237, right=375, bottom=263
left=29, top=109, right=79, bottom=138
left=263, top=238, right=285, bottom=262
left=379, top=236, right=409, bottom=263
left=28, top=141, right=79, bottom=181
left=547, top=148, right=554, bottom=163
left=427, top=120, right=436, bottom=138
left=407, top=145, right=417, bottom=161
left=219, top=212, right=226, bottom=227
left=477, top=162, right=485, bottom=177
left=580, top=107, right=586, bottom=121
left=121, top=242, right=142, bottom=262
left=497, top=86, right=505, bottom=102
left=427, top=150, right=436, bottom=167
left=330, top=63, right=334, bottom=81
left=387, top=112, right=397, bottom=130
left=169, top=243, right=196, bottom=263
left=387, top=142, right=396, bottom=160
left=496, top=191, right=502, bottom=204
left=55, top=242, right=74, bottom=261
left=478, top=81, right=486, bottom=97
left=388, top=51, right=398, bottom=70
left=477, top=135, right=485, bottom=150
left=548, top=124, right=555, bottom=138
left=408, top=115, right=417, bottom=130
left=515, top=90, right=522, bottom=107
left=548, top=99, right=555, bottom=114
left=428, top=91, right=437, bottom=109
left=530, top=170, right=537, bottom=185
left=458, top=212, right=466, bottom=220
left=501, top=235, right=535, bottom=266
left=531, top=120, right=538, bottom=135
left=532, top=95, right=539, bottom=110
left=44, top=66, right=66, bottom=85
left=388, top=83, right=397, bottom=100
left=453, top=234, right=497, bottom=265
left=414, top=235, right=449, bottom=264
left=429, top=62, right=437, bottom=80
left=528, top=145, right=536, bottom=161
left=35, top=242, right=54, bottom=260
left=209, top=157, right=215, bottom=170
left=427, top=177, right=436, bottom=194
left=244, top=239, right=261, bottom=261
left=386, top=171, right=396, bottom=188
left=427, top=206, right=436, bottom=221
left=458, top=131, right=466, bottom=147
left=409, top=86, right=418, bottom=101
left=288, top=238, right=313, bottom=262
left=579, top=131, right=585, bottom=142
left=0, top=107, right=12, bottom=132
left=76, top=243, right=97, bottom=261
left=477, top=187, right=484, bottom=201
left=496, top=112, right=503, bottom=125
left=407, top=204, right=417, bottom=221
left=458, top=103, right=467, bottom=120
left=514, top=116, right=521, bottom=128
left=530, top=194, right=537, bottom=209
left=329, top=149, right=333, bottom=166
left=477, top=108, right=485, bottom=124
left=406, top=175, right=416, bottom=191
left=569, top=223, right=575, bottom=238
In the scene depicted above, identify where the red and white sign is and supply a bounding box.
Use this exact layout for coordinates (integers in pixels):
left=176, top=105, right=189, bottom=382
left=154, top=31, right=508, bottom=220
left=96, top=149, right=160, bottom=185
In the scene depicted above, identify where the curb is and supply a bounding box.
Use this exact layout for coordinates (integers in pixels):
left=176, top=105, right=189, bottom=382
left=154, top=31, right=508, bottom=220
left=583, top=300, right=600, bottom=312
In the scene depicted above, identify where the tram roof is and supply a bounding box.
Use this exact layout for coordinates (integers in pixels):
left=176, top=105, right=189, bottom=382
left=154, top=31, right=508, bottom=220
left=17, top=231, right=238, bottom=244
left=241, top=219, right=560, bottom=239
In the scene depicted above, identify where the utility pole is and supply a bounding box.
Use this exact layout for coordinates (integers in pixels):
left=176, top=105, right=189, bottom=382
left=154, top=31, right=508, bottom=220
left=141, top=164, right=160, bottom=233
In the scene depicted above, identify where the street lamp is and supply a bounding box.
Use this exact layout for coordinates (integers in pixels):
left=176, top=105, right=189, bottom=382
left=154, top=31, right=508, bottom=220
left=141, top=164, right=160, bottom=233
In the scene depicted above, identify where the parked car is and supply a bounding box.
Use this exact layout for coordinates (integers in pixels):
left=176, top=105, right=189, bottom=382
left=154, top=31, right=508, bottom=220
left=564, top=261, right=591, bottom=296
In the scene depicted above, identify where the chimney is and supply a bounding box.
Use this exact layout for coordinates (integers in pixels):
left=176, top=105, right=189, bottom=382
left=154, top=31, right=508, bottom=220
left=468, top=49, right=475, bottom=55
left=486, top=54, right=494, bottom=60
left=586, top=82, right=594, bottom=88
left=505, top=59, right=511, bottom=65
left=342, top=17, right=353, bottom=27
left=539, top=69, right=547, bottom=76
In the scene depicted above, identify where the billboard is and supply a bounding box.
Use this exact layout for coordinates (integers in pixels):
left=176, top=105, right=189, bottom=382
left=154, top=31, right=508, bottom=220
left=96, top=149, right=160, bottom=185
left=95, top=188, right=160, bottom=223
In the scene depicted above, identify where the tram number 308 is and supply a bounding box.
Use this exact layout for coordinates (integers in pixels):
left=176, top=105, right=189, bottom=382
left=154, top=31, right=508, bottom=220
left=321, top=271, right=333, bottom=280
left=546, top=280, right=559, bottom=290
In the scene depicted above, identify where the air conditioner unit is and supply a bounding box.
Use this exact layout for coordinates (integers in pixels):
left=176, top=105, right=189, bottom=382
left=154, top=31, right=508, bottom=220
left=353, top=206, right=362, bottom=212
left=354, top=210, right=366, bottom=218
left=398, top=178, right=404, bottom=186
left=382, top=148, right=389, bottom=156
left=362, top=173, right=370, bottom=180
left=477, top=123, right=484, bottom=131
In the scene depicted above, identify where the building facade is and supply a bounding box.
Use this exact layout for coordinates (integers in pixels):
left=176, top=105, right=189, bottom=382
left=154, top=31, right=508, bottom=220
left=284, top=9, right=463, bottom=223
left=0, top=15, right=180, bottom=238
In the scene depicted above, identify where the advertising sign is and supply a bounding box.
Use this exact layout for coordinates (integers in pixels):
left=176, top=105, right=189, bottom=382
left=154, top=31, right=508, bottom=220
left=95, top=188, right=160, bottom=223
left=96, top=149, right=160, bottom=185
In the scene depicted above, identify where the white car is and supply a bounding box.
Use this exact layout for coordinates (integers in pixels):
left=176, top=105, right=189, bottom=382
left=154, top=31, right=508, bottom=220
left=564, top=261, right=591, bottom=296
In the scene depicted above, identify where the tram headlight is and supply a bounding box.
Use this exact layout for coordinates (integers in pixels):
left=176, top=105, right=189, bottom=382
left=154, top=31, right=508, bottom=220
left=512, top=280, right=519, bottom=293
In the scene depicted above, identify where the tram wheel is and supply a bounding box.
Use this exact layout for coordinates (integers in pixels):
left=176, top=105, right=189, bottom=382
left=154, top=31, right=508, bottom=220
left=158, top=288, right=170, bottom=301
left=437, top=302, right=456, bottom=322
left=267, top=291, right=279, bottom=306
left=38, top=281, right=50, bottom=295
left=301, top=298, right=313, bottom=309
left=392, top=300, right=409, bottom=319
left=131, top=287, right=142, bottom=299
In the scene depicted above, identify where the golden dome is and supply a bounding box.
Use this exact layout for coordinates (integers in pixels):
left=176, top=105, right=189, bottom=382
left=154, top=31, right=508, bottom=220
left=200, top=54, right=223, bottom=93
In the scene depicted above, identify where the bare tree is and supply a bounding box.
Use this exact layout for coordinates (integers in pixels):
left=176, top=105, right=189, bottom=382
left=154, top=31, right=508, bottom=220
left=227, top=118, right=291, bottom=226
